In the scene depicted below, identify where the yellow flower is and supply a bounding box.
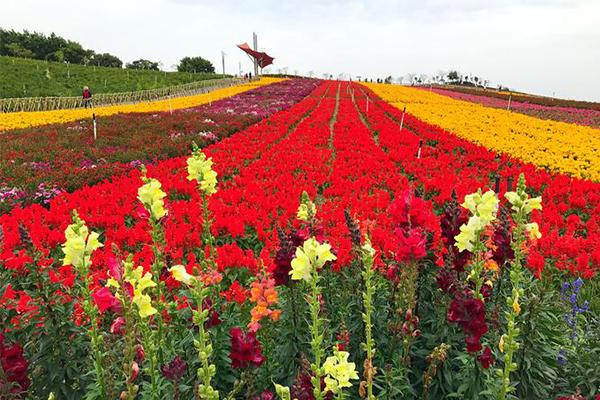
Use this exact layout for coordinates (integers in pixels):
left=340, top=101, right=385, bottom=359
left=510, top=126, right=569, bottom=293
left=462, top=192, right=482, bottom=214
left=361, top=240, right=376, bottom=258
left=169, top=265, right=195, bottom=285
left=454, top=216, right=483, bottom=253
left=296, top=192, right=316, bottom=222
left=476, top=190, right=499, bottom=225
left=523, top=196, right=542, bottom=214
left=133, top=293, right=157, bottom=318
left=274, top=383, right=291, bottom=400
left=187, top=150, right=218, bottom=195
left=499, top=334, right=507, bottom=353
left=290, top=247, right=312, bottom=282
left=289, top=237, right=337, bottom=282
left=137, top=177, right=168, bottom=220
left=125, top=266, right=158, bottom=318
left=512, top=297, right=521, bottom=315
left=526, top=222, right=542, bottom=240
left=322, top=348, right=359, bottom=394
left=62, top=215, right=103, bottom=269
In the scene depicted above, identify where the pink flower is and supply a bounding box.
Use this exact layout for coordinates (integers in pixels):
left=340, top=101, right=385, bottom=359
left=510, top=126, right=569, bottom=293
left=92, top=287, right=121, bottom=313
left=110, top=317, right=126, bottom=335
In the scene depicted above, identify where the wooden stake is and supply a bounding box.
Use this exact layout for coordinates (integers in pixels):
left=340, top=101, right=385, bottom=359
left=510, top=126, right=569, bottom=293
left=92, top=113, right=97, bottom=141
left=417, top=139, right=423, bottom=159
left=400, top=106, right=406, bottom=131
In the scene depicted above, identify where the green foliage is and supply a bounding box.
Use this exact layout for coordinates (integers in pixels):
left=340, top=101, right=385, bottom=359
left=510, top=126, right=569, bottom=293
left=0, top=28, right=107, bottom=65
left=126, top=59, right=159, bottom=71
left=0, top=55, right=226, bottom=98
left=177, top=56, right=215, bottom=74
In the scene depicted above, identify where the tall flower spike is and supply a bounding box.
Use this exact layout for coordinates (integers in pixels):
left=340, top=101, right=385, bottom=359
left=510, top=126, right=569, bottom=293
left=454, top=189, right=499, bottom=253
left=125, top=265, right=158, bottom=318
left=187, top=142, right=218, bottom=196
left=297, top=191, right=316, bottom=222
left=137, top=169, right=168, bottom=220
left=62, top=211, right=103, bottom=271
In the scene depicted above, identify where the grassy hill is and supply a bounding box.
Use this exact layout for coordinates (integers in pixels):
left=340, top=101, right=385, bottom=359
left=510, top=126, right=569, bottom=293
left=0, top=56, right=229, bottom=98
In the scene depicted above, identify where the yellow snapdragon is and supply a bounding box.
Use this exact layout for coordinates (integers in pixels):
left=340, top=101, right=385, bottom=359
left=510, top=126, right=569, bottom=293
left=62, top=213, right=103, bottom=269
left=187, top=149, right=218, bottom=195
left=289, top=237, right=337, bottom=282
left=322, top=348, right=359, bottom=394
left=138, top=176, right=168, bottom=220
left=454, top=189, right=499, bottom=253
left=125, top=266, right=157, bottom=318
left=296, top=191, right=316, bottom=222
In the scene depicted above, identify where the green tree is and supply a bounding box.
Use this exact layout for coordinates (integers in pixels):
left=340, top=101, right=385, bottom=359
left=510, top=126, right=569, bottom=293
left=92, top=53, right=123, bottom=68
left=447, top=70, right=460, bottom=83
left=5, top=42, right=34, bottom=58
left=177, top=56, right=214, bottom=73
left=126, top=59, right=159, bottom=70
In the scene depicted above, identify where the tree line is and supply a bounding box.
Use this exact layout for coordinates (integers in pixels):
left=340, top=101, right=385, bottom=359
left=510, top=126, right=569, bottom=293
left=0, top=28, right=216, bottom=73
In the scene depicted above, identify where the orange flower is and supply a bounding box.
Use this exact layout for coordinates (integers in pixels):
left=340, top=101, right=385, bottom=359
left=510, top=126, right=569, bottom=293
left=248, top=275, right=281, bottom=331
left=484, top=259, right=499, bottom=273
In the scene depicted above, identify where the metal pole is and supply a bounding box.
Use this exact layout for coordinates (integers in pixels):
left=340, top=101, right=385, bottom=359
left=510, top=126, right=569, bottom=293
left=253, top=32, right=259, bottom=76
left=222, top=51, right=226, bottom=75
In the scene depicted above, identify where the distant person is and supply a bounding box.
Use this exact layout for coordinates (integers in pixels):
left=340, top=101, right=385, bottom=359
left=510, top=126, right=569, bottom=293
left=82, top=86, right=93, bottom=108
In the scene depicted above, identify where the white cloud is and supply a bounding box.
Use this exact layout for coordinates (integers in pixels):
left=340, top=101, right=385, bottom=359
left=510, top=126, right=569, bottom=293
left=1, top=0, right=599, bottom=100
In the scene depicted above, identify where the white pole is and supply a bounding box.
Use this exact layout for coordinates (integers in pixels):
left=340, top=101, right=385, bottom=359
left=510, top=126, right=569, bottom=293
left=507, top=93, right=512, bottom=111
left=92, top=113, right=97, bottom=141
left=400, top=106, right=406, bottom=131
left=417, top=140, right=422, bottom=159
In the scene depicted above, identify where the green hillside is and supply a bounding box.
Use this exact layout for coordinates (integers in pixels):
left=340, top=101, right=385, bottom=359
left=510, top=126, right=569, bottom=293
left=0, top=56, right=229, bottom=98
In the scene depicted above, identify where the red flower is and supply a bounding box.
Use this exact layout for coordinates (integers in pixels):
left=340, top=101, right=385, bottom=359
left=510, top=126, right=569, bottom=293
left=110, top=317, right=126, bottom=335
left=221, top=280, right=248, bottom=304
left=229, top=327, right=265, bottom=369
left=448, top=295, right=488, bottom=353
left=478, top=346, right=494, bottom=369
left=394, top=227, right=428, bottom=262
left=253, top=390, right=276, bottom=400
left=92, top=287, right=121, bottom=313
left=161, top=356, right=187, bottom=382
left=0, top=333, right=30, bottom=393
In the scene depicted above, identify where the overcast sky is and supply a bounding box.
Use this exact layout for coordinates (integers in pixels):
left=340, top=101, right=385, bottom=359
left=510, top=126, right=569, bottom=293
left=2, top=0, right=599, bottom=101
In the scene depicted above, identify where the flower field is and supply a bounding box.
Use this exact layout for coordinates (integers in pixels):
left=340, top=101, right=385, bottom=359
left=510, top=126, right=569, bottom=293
left=1, top=79, right=599, bottom=400
left=428, top=87, right=600, bottom=129
left=0, top=79, right=318, bottom=213
left=0, top=77, right=283, bottom=132
left=364, top=83, right=600, bottom=180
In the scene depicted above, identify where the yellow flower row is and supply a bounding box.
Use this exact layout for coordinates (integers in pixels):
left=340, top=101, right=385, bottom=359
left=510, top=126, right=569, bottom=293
left=363, top=83, right=600, bottom=180
left=0, top=77, right=284, bottom=133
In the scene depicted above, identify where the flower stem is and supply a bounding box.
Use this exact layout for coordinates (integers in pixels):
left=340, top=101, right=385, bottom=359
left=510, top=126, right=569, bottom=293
left=309, top=268, right=324, bottom=400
